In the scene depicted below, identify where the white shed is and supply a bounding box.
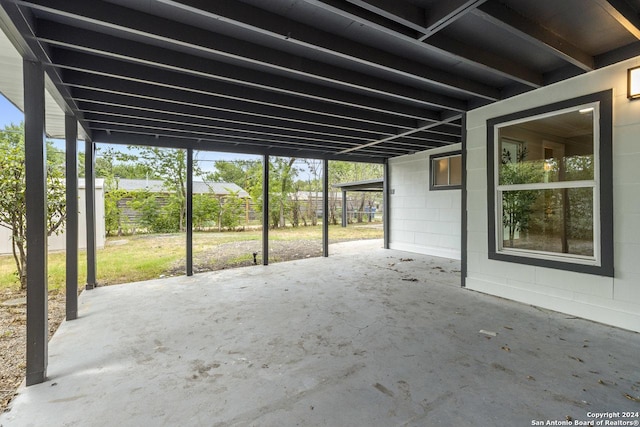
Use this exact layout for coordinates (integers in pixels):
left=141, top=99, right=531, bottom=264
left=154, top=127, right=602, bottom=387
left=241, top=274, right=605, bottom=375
left=0, top=178, right=106, bottom=254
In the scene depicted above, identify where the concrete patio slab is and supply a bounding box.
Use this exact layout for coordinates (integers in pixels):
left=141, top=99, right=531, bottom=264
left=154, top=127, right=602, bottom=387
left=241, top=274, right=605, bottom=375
left=1, top=246, right=639, bottom=426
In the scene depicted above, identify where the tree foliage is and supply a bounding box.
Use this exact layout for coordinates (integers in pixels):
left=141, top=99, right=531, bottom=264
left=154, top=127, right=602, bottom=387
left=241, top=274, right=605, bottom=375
left=0, top=122, right=66, bottom=289
left=219, top=190, right=245, bottom=230
left=500, top=147, right=543, bottom=246
left=192, top=194, right=219, bottom=231
left=81, top=146, right=385, bottom=235
left=129, top=147, right=188, bottom=231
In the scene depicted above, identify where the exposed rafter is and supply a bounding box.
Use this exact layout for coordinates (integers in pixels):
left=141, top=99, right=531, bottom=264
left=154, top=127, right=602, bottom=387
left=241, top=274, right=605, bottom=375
left=472, top=1, right=594, bottom=71
left=345, top=0, right=488, bottom=41
left=1, top=0, right=637, bottom=161
left=157, top=0, right=499, bottom=100
left=21, top=0, right=468, bottom=112
left=593, top=0, right=640, bottom=39
left=305, top=0, right=543, bottom=87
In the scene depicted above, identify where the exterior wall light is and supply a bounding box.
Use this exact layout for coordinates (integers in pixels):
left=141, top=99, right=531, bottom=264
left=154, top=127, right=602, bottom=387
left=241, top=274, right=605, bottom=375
left=628, top=66, right=640, bottom=99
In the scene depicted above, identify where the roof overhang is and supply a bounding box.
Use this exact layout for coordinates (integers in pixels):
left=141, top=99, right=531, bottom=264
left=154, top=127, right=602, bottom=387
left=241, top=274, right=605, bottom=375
left=333, top=178, right=384, bottom=192
left=1, top=0, right=639, bottom=161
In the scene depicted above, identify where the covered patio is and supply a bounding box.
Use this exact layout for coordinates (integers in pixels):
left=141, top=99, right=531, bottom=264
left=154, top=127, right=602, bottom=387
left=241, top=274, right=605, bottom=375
left=2, top=244, right=639, bottom=426
left=1, top=0, right=640, bottom=422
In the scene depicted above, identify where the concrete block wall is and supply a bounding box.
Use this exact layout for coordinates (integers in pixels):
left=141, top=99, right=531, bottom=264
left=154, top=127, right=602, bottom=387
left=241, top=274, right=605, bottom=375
left=388, top=144, right=461, bottom=259
left=465, top=57, right=640, bottom=332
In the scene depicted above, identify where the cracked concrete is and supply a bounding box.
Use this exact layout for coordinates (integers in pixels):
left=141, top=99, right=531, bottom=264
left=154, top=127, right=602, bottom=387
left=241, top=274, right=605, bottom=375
left=1, top=241, right=639, bottom=426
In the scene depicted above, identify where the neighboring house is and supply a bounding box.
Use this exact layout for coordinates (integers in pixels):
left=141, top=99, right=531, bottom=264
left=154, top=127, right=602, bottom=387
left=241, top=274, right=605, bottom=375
left=0, top=179, right=106, bottom=255
left=110, top=179, right=252, bottom=227
left=114, top=179, right=250, bottom=198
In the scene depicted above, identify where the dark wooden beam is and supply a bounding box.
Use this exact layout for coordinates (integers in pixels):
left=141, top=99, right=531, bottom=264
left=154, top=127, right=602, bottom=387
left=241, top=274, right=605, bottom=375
left=595, top=0, right=640, bottom=39
left=472, top=1, right=594, bottom=71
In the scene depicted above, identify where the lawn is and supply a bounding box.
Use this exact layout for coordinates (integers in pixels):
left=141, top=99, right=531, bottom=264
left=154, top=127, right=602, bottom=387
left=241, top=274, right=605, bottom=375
left=0, top=224, right=383, bottom=292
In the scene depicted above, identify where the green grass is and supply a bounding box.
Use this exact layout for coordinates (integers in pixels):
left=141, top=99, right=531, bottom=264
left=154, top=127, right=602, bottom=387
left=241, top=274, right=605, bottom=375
left=0, top=223, right=382, bottom=292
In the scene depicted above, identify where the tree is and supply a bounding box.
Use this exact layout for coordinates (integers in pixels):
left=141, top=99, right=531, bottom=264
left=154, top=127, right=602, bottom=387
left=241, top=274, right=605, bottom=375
left=104, top=188, right=129, bottom=236
left=127, top=190, right=158, bottom=232
left=303, top=159, right=323, bottom=226
left=0, top=122, right=67, bottom=289
left=210, top=160, right=260, bottom=187
left=79, top=146, right=153, bottom=180
left=129, top=147, right=188, bottom=231
left=219, top=190, right=245, bottom=230
left=208, top=157, right=299, bottom=229
left=269, top=157, right=298, bottom=228
left=500, top=147, right=543, bottom=247
left=192, top=194, right=219, bottom=231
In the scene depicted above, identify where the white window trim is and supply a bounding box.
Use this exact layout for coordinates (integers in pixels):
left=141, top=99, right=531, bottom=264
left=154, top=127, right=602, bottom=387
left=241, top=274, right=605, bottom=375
left=493, top=101, right=601, bottom=267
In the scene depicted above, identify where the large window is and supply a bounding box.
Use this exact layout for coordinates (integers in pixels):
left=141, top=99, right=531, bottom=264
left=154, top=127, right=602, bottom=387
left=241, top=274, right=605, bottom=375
left=430, top=151, right=462, bottom=190
left=487, top=91, right=613, bottom=276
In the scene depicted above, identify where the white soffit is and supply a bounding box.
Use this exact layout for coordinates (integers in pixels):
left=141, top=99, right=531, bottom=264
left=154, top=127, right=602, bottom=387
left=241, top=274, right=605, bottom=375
left=0, top=29, right=86, bottom=140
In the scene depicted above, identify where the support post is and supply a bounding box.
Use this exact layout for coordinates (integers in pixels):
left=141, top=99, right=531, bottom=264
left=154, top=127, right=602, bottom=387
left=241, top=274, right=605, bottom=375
left=341, top=190, right=347, bottom=227
left=262, top=154, right=269, bottom=265
left=85, top=139, right=97, bottom=289
left=186, top=148, right=193, bottom=276
left=383, top=159, right=390, bottom=249
left=65, top=115, right=78, bottom=320
left=322, top=159, right=329, bottom=257
left=461, top=113, right=468, bottom=288
left=24, top=59, right=48, bottom=386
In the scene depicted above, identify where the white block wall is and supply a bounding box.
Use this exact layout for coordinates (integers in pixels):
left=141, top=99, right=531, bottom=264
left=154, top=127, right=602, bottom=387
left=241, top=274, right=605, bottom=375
left=388, top=144, right=461, bottom=259
left=466, top=57, right=640, bottom=332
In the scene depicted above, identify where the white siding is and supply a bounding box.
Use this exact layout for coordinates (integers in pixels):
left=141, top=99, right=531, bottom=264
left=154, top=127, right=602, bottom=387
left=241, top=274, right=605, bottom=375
left=389, top=145, right=461, bottom=259
left=465, top=56, right=640, bottom=332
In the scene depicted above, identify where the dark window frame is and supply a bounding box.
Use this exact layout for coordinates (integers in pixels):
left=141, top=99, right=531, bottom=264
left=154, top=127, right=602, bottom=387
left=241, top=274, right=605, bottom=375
left=430, top=151, right=462, bottom=191
left=486, top=90, right=613, bottom=277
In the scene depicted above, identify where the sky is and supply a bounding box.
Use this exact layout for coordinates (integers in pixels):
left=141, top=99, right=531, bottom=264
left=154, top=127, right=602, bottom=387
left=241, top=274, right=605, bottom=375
left=0, top=93, right=24, bottom=126
left=0, top=93, right=316, bottom=178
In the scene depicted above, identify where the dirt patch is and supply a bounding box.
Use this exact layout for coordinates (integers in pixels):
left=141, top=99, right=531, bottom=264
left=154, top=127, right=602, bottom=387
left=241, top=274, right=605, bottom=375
left=167, top=238, right=356, bottom=275
left=1, top=289, right=65, bottom=412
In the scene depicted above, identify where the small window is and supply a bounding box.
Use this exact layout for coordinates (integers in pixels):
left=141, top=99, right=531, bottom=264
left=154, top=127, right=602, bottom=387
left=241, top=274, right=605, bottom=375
left=430, top=151, right=461, bottom=190
left=487, top=90, right=613, bottom=277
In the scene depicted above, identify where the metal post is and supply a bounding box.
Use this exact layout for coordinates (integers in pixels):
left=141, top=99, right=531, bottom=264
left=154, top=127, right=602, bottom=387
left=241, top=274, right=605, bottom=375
left=186, top=148, right=193, bottom=276
left=383, top=159, right=390, bottom=249
left=65, top=115, right=78, bottom=320
left=341, top=190, right=347, bottom=227
left=262, top=154, right=269, bottom=265
left=85, top=139, right=97, bottom=289
left=461, top=113, right=468, bottom=288
left=24, top=59, right=48, bottom=386
left=322, top=159, right=329, bottom=257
